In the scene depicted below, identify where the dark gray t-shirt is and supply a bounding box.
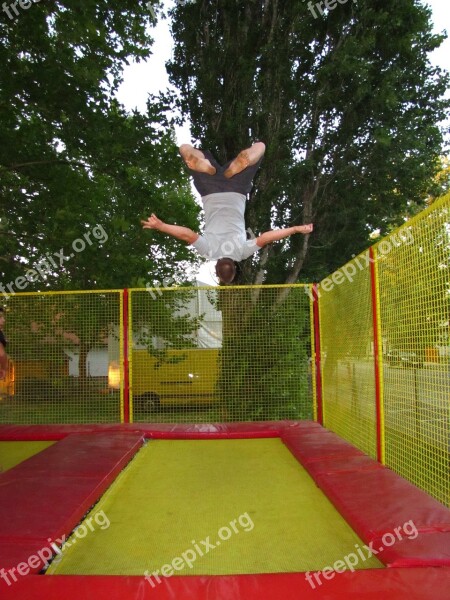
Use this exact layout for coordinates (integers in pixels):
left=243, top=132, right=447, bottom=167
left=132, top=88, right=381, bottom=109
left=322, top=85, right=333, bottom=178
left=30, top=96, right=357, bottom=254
left=191, top=192, right=259, bottom=261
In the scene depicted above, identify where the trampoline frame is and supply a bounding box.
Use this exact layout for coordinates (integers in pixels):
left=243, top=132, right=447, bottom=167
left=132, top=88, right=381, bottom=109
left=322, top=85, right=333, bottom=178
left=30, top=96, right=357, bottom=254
left=0, top=420, right=449, bottom=600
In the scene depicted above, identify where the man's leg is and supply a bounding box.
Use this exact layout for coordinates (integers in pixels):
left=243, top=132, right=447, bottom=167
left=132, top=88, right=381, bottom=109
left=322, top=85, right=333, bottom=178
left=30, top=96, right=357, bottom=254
left=224, top=142, right=266, bottom=179
left=179, top=144, right=216, bottom=175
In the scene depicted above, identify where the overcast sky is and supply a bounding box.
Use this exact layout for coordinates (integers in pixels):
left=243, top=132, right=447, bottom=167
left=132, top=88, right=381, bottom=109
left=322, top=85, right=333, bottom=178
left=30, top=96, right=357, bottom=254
left=117, top=0, right=450, bottom=135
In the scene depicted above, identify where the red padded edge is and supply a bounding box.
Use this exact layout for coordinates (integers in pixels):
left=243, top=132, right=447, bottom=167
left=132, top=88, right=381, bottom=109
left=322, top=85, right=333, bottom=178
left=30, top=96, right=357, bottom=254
left=2, top=569, right=450, bottom=600
left=374, top=531, right=450, bottom=567
left=314, top=469, right=450, bottom=540
left=0, top=421, right=300, bottom=441
left=3, top=433, right=142, bottom=478
left=0, top=474, right=113, bottom=540
left=0, top=421, right=324, bottom=441
left=0, top=432, right=143, bottom=572
left=2, top=421, right=449, bottom=576
left=304, top=455, right=384, bottom=477
left=281, top=423, right=450, bottom=569
left=0, top=539, right=50, bottom=573
left=282, top=430, right=365, bottom=463
left=281, top=421, right=324, bottom=431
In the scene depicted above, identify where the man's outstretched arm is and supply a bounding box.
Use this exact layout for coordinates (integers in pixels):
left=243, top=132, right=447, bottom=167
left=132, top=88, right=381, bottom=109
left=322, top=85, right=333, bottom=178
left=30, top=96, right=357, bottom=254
left=256, top=224, right=313, bottom=248
left=141, top=213, right=199, bottom=245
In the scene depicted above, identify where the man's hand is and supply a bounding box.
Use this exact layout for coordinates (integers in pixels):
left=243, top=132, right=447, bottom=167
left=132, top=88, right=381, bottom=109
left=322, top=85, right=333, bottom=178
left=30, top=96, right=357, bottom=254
left=295, top=224, right=314, bottom=234
left=141, top=213, right=164, bottom=231
left=0, top=369, right=6, bottom=381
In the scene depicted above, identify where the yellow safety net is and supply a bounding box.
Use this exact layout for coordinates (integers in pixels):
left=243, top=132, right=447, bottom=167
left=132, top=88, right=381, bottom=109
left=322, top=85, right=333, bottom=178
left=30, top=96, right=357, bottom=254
left=0, top=290, right=124, bottom=424
left=129, top=285, right=314, bottom=424
left=318, top=252, right=378, bottom=459
left=320, top=193, right=450, bottom=507
left=0, top=286, right=314, bottom=426
left=1, top=195, right=448, bottom=507
left=375, top=195, right=450, bottom=506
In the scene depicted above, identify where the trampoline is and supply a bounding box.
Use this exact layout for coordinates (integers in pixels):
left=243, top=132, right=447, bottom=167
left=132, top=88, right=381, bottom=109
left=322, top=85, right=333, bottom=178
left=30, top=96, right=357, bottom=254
left=47, top=438, right=383, bottom=576
left=0, top=421, right=449, bottom=600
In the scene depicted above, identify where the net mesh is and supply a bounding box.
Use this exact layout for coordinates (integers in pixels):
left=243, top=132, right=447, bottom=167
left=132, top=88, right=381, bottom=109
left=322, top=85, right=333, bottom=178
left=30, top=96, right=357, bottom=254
left=129, top=285, right=314, bottom=424
left=318, top=253, right=378, bottom=459
left=0, top=196, right=448, bottom=506
left=376, top=197, right=450, bottom=506
left=0, top=291, right=123, bottom=424
left=320, top=193, right=450, bottom=506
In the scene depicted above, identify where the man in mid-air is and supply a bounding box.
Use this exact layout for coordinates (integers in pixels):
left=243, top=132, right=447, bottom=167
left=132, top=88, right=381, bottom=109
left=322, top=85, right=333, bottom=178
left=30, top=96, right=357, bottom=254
left=141, top=142, right=313, bottom=283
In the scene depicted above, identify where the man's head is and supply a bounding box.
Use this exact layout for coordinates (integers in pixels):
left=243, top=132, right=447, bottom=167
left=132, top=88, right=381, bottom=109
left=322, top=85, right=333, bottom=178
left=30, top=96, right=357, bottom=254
left=0, top=307, right=4, bottom=329
left=215, top=258, right=238, bottom=285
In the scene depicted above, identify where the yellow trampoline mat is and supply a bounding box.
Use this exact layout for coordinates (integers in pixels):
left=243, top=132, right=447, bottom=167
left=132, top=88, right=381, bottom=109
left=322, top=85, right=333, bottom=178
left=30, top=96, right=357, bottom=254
left=0, top=441, right=54, bottom=472
left=48, top=438, right=383, bottom=576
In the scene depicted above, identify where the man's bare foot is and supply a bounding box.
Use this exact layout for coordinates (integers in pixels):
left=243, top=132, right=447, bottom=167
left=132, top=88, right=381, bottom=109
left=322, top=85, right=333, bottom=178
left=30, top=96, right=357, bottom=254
left=224, top=142, right=266, bottom=178
left=184, top=155, right=216, bottom=175
left=224, top=150, right=250, bottom=179
left=179, top=144, right=216, bottom=175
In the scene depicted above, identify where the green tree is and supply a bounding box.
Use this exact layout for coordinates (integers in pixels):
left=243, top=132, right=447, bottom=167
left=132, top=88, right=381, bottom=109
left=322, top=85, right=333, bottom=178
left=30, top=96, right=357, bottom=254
left=167, top=0, right=449, bottom=285
left=0, top=0, right=200, bottom=296
left=427, top=156, right=450, bottom=202
left=165, top=0, right=449, bottom=420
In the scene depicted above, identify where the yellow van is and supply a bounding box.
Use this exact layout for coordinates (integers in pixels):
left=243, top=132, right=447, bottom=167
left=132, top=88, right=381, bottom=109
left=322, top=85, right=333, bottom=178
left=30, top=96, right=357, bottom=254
left=131, top=348, right=219, bottom=407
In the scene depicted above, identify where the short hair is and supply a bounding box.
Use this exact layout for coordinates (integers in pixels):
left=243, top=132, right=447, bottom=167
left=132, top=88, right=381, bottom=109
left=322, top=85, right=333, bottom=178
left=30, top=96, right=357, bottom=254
left=215, top=258, right=238, bottom=285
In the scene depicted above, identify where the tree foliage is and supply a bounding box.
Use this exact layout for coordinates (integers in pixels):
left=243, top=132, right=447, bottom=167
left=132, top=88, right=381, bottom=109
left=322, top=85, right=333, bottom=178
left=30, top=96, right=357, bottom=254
left=164, top=0, right=450, bottom=420
left=0, top=0, right=200, bottom=296
left=167, top=0, right=449, bottom=285
left=427, top=156, right=450, bottom=202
